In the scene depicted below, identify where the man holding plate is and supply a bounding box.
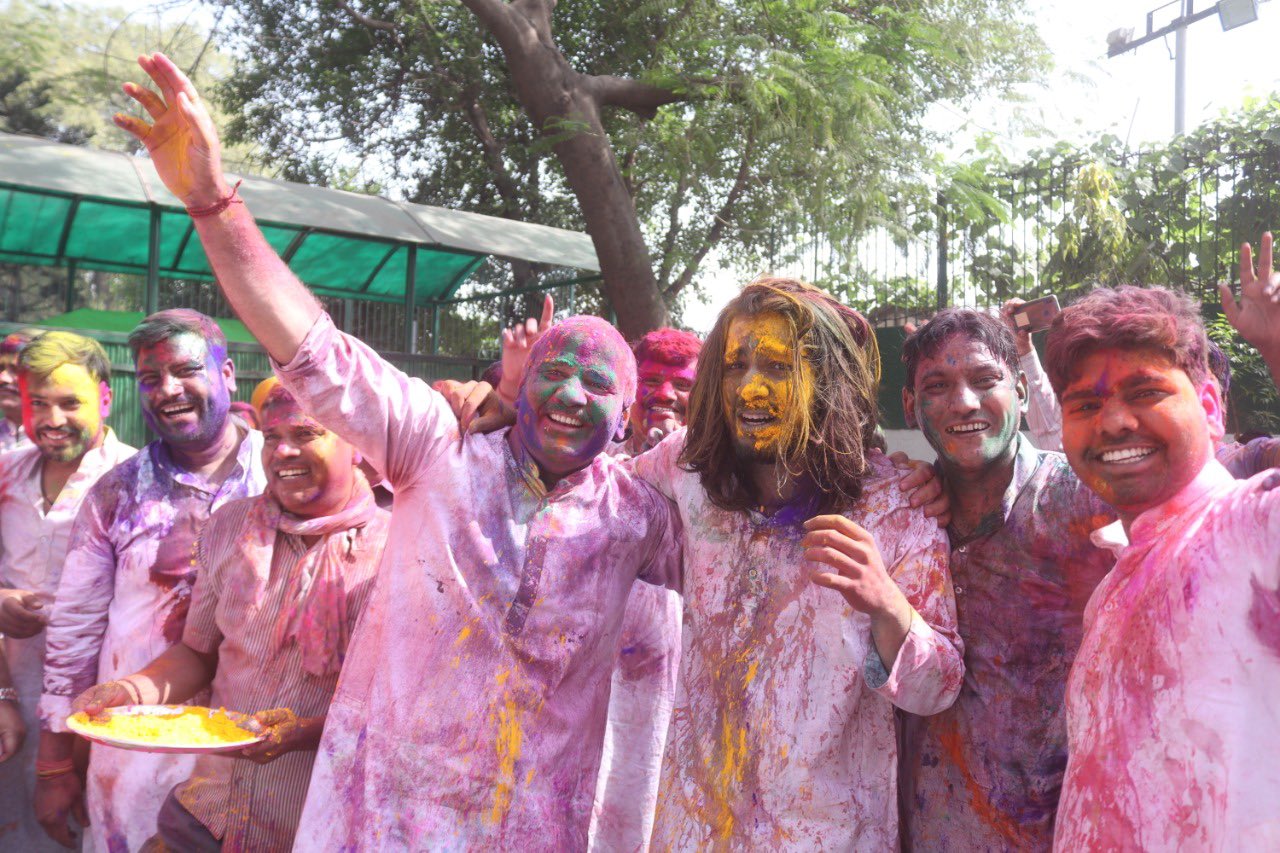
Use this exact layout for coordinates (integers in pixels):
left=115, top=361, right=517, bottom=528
left=73, top=379, right=389, bottom=852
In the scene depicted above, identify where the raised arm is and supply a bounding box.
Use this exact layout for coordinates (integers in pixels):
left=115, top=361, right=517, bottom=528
left=114, top=53, right=318, bottom=364
left=1222, top=232, right=1280, bottom=390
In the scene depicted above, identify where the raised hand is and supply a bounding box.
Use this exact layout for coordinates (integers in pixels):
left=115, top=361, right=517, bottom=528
left=113, top=53, right=229, bottom=209
left=999, top=298, right=1033, bottom=357
left=1221, top=233, right=1280, bottom=373
left=497, top=294, right=555, bottom=403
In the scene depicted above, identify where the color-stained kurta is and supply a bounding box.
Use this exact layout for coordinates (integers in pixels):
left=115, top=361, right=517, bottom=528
left=1216, top=435, right=1280, bottom=479
left=898, top=438, right=1116, bottom=852
left=0, top=430, right=135, bottom=852
left=631, top=431, right=963, bottom=850
left=279, top=314, right=684, bottom=851
left=1055, top=460, right=1280, bottom=850
left=177, top=494, right=388, bottom=852
left=588, top=581, right=682, bottom=852
left=37, top=427, right=264, bottom=852
left=0, top=418, right=28, bottom=454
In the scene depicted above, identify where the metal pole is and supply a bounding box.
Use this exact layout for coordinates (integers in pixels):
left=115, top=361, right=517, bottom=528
left=1173, top=16, right=1187, bottom=135
left=430, top=302, right=441, bottom=355
left=146, top=208, right=161, bottom=315
left=403, top=245, right=417, bottom=354
left=936, top=191, right=949, bottom=311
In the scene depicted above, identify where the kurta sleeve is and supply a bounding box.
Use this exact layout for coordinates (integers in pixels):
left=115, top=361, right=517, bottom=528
left=37, top=484, right=118, bottom=733
left=628, top=428, right=686, bottom=501
left=633, top=484, right=684, bottom=595
left=1020, top=349, right=1062, bottom=452
left=271, top=311, right=457, bottom=492
left=865, top=500, right=964, bottom=716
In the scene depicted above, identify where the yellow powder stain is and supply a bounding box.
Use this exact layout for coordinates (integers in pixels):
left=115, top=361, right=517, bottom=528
left=71, top=706, right=255, bottom=747
left=456, top=625, right=472, bottom=644
left=489, top=690, right=523, bottom=824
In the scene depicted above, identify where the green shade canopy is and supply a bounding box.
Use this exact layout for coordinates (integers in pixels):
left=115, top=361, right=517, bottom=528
left=0, top=132, right=599, bottom=306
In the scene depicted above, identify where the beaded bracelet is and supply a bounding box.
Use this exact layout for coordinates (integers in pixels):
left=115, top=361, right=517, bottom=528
left=186, top=180, right=243, bottom=218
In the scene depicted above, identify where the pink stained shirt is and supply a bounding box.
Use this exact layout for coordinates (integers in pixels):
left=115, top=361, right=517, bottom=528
left=37, top=426, right=265, bottom=853
left=630, top=431, right=964, bottom=850
left=1055, top=460, right=1280, bottom=851
left=276, top=313, right=684, bottom=851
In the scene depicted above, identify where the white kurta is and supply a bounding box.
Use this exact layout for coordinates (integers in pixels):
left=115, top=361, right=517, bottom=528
left=1056, top=461, right=1280, bottom=851
left=630, top=432, right=964, bottom=850
left=280, top=314, right=685, bottom=851
left=0, top=431, right=134, bottom=852
left=38, top=428, right=265, bottom=852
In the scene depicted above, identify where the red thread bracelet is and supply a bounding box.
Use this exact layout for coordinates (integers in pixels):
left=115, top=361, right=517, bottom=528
left=186, top=180, right=243, bottom=218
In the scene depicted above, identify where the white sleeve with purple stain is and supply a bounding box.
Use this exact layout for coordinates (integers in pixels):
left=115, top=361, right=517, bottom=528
left=37, top=488, right=117, bottom=732
left=1020, top=349, right=1063, bottom=452
left=272, top=312, right=457, bottom=491
left=866, top=506, right=964, bottom=716
left=627, top=428, right=686, bottom=501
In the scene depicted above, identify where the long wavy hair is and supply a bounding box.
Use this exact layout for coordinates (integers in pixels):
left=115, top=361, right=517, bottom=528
left=679, top=277, right=881, bottom=514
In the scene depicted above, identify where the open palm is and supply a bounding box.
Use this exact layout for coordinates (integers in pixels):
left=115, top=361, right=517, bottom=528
left=1221, top=232, right=1280, bottom=357
left=113, top=53, right=226, bottom=208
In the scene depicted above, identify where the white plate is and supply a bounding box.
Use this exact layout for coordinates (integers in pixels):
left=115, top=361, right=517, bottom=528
left=67, top=704, right=265, bottom=754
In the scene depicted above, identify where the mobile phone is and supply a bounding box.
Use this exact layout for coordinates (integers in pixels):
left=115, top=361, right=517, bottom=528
left=1011, top=295, right=1061, bottom=333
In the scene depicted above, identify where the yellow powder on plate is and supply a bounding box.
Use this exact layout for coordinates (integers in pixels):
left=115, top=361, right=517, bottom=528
left=71, top=707, right=256, bottom=747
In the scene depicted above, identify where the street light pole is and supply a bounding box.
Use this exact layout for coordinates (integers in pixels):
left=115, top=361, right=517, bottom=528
left=1106, top=0, right=1261, bottom=137
left=1174, top=12, right=1187, bottom=135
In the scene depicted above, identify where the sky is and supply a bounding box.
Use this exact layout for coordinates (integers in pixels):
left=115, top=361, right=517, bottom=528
left=79, top=0, right=1280, bottom=333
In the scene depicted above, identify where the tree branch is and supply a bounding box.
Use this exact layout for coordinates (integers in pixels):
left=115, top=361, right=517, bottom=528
left=656, top=168, right=691, bottom=290
left=334, top=0, right=397, bottom=32
left=587, top=75, right=686, bottom=120
left=460, top=88, right=525, bottom=218
left=664, top=133, right=756, bottom=301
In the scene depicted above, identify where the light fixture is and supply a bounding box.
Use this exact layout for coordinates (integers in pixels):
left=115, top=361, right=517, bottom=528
left=1107, top=27, right=1135, bottom=50
left=1217, top=0, right=1259, bottom=31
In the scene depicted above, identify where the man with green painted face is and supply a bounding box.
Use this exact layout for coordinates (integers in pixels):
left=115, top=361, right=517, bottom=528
left=896, top=308, right=1118, bottom=852
left=110, top=52, right=684, bottom=849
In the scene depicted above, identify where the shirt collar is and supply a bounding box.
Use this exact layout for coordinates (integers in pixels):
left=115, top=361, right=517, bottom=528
left=1125, top=457, right=1235, bottom=546
left=151, top=417, right=255, bottom=495
left=942, top=434, right=1043, bottom=544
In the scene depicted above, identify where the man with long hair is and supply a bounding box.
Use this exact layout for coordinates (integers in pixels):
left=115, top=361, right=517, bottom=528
left=631, top=278, right=962, bottom=848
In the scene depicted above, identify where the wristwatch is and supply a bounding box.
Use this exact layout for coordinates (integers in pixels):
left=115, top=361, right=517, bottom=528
left=0, top=686, right=17, bottom=703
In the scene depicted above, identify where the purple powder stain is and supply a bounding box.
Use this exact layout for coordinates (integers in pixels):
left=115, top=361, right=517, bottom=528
left=1248, top=576, right=1280, bottom=658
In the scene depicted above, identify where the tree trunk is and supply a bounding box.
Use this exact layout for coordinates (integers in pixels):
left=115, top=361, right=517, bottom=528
left=459, top=0, right=671, bottom=339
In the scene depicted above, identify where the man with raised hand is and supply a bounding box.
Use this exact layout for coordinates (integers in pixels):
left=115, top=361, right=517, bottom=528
left=113, top=53, right=683, bottom=849
left=72, top=379, right=388, bottom=852
left=895, top=309, right=1116, bottom=851
left=0, top=331, right=135, bottom=852
left=34, top=309, right=265, bottom=852
left=1048, top=258, right=1280, bottom=848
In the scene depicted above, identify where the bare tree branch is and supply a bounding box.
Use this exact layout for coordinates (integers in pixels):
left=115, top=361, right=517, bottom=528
left=656, top=168, right=691, bottom=290
left=664, top=133, right=756, bottom=301
left=587, top=75, right=686, bottom=120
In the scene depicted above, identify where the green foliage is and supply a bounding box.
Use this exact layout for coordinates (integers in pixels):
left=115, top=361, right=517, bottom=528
left=1206, top=314, right=1280, bottom=434
left=217, top=0, right=1047, bottom=309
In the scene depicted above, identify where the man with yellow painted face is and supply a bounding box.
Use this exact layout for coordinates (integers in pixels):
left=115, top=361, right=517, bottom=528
left=622, top=278, right=963, bottom=850
left=33, top=309, right=266, bottom=852
left=896, top=309, right=1117, bottom=852
left=110, top=53, right=684, bottom=849
left=0, top=331, right=135, bottom=852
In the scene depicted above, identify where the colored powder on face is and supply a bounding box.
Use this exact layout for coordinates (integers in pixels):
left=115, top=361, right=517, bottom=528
left=71, top=706, right=256, bottom=747
left=22, top=363, right=105, bottom=461
left=722, top=313, right=815, bottom=457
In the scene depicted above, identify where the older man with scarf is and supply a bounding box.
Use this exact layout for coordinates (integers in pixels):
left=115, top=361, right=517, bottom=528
left=73, top=378, right=389, bottom=852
